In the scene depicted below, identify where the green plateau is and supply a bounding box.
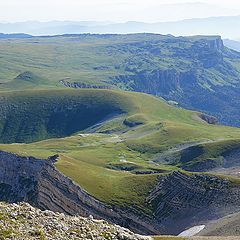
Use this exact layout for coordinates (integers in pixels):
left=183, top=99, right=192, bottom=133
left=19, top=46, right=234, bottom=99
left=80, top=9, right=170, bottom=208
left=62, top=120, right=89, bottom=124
left=0, top=34, right=240, bottom=126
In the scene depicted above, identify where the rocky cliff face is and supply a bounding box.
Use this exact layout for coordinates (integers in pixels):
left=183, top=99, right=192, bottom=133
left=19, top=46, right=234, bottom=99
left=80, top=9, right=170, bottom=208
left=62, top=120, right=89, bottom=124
left=147, top=171, right=240, bottom=235
left=0, top=152, right=41, bottom=203
left=59, top=80, right=112, bottom=89
left=205, top=36, right=224, bottom=52
left=114, top=37, right=226, bottom=96
left=114, top=69, right=182, bottom=95
left=0, top=151, right=159, bottom=235
left=192, top=37, right=224, bottom=68
left=197, top=113, right=218, bottom=125
left=1, top=151, right=240, bottom=236
left=112, top=36, right=240, bottom=127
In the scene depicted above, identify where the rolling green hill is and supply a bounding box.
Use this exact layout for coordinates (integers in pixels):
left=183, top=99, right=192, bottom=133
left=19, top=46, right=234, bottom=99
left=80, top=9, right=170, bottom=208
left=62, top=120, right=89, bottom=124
left=0, top=89, right=240, bottom=215
left=0, top=89, right=131, bottom=143
left=0, top=34, right=240, bottom=126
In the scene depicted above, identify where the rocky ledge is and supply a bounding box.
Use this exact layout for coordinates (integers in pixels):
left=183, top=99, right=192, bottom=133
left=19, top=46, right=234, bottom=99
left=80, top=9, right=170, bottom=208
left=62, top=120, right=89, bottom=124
left=0, top=202, right=151, bottom=240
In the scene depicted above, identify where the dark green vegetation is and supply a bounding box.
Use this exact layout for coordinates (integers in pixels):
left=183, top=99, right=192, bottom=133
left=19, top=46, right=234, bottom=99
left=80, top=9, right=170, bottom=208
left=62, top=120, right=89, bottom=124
left=0, top=89, right=129, bottom=143
left=0, top=89, right=240, bottom=214
left=0, top=34, right=240, bottom=126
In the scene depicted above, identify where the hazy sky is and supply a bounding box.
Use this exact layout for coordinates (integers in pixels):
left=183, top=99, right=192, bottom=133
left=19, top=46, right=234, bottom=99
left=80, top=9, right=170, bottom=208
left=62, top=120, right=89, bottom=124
left=1, top=0, right=240, bottom=22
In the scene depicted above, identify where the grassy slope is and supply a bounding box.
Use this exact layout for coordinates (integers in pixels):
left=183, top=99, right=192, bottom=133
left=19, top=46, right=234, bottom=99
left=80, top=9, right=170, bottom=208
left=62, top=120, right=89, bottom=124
left=175, top=139, right=240, bottom=170
left=0, top=89, right=133, bottom=143
left=0, top=35, right=146, bottom=89
left=0, top=34, right=239, bottom=91
left=1, top=34, right=240, bottom=129
left=0, top=89, right=240, bottom=214
left=198, top=211, right=240, bottom=236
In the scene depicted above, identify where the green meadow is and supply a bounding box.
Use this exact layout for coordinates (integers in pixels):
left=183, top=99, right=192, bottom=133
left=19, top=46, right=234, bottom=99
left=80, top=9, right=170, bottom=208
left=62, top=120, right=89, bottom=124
left=0, top=89, right=240, bottom=214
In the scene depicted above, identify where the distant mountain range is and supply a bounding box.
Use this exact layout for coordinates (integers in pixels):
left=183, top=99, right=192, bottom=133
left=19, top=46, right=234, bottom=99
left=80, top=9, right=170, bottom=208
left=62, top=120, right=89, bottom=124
left=223, top=39, right=240, bottom=52
left=0, top=33, right=32, bottom=39
left=1, top=16, right=240, bottom=39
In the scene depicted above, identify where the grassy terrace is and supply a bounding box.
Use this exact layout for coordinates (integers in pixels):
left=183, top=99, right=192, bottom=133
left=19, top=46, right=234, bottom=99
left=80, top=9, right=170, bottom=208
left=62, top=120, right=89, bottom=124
left=0, top=89, right=240, bottom=213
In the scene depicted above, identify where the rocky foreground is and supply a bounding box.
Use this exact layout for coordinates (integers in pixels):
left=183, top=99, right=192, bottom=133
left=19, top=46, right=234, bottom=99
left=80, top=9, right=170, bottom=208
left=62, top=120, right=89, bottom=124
left=0, top=202, right=151, bottom=240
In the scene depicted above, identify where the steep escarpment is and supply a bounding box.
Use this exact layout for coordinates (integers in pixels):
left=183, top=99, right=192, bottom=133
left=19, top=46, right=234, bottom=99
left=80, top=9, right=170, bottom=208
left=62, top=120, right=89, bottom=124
left=114, top=36, right=226, bottom=93
left=147, top=171, right=240, bottom=235
left=1, top=151, right=240, bottom=235
left=112, top=36, right=240, bottom=127
left=190, top=36, right=224, bottom=67
left=0, top=151, right=159, bottom=235
left=114, top=69, right=183, bottom=95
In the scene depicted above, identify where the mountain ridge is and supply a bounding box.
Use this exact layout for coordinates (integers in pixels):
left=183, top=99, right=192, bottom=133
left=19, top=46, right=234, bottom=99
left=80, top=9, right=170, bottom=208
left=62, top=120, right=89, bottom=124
left=1, top=16, right=240, bottom=38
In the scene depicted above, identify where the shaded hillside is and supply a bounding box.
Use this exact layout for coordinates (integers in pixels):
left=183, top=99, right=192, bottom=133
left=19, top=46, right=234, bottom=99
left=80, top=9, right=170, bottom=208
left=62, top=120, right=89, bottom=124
left=0, top=89, right=133, bottom=143
left=0, top=89, right=239, bottom=144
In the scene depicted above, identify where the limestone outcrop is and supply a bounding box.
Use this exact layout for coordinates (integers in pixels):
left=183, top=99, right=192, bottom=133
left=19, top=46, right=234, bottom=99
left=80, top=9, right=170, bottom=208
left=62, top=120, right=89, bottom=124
left=147, top=171, right=240, bottom=234
left=0, top=202, right=151, bottom=240
left=1, top=151, right=240, bottom=235
left=0, top=151, right=159, bottom=235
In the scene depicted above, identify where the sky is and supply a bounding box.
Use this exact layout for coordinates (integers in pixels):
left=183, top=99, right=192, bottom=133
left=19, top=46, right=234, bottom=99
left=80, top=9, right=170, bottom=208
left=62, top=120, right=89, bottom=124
left=1, top=0, right=240, bottom=22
